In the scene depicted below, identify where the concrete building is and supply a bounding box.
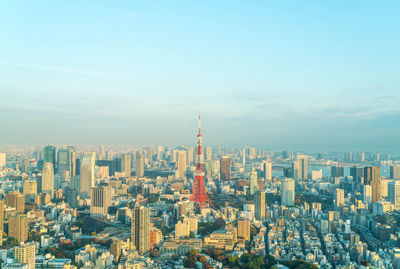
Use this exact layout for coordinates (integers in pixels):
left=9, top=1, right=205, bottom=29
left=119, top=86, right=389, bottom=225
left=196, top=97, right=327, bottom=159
left=9, top=214, right=28, bottom=243
left=90, top=185, right=112, bottom=217
left=80, top=155, right=95, bottom=198
left=281, top=178, right=295, bottom=206
left=5, top=191, right=25, bottom=214
left=121, top=153, right=131, bottom=178
left=23, top=180, right=37, bottom=203
left=255, top=190, right=265, bottom=220
left=14, top=242, right=35, bottom=269
left=135, top=151, right=144, bottom=178
left=220, top=156, right=230, bottom=180
left=249, top=170, right=258, bottom=195
left=238, top=218, right=251, bottom=241
left=389, top=180, right=400, bottom=210
left=176, top=151, right=186, bottom=178
left=42, top=162, right=54, bottom=198
left=131, top=206, right=150, bottom=254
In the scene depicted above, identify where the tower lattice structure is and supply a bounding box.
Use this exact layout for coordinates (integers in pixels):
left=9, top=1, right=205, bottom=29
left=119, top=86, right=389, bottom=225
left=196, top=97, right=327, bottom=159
left=190, top=114, right=212, bottom=208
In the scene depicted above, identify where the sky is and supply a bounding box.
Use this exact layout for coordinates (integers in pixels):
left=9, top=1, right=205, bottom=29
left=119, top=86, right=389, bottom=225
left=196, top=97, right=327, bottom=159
left=0, top=1, right=399, bottom=151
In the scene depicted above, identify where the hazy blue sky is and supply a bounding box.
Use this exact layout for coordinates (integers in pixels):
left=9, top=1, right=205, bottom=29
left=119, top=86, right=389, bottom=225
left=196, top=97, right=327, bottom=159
left=0, top=1, right=399, bottom=151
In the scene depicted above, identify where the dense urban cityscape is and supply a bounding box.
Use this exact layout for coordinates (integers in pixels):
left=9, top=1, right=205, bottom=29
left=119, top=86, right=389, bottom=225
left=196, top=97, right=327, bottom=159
left=0, top=116, right=399, bottom=269
left=2, top=1, right=399, bottom=268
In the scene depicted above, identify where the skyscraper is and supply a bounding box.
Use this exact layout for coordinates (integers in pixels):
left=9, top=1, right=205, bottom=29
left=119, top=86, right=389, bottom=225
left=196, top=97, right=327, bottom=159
left=331, top=166, right=344, bottom=178
left=57, top=148, right=70, bottom=174
left=90, top=185, right=112, bottom=217
left=364, top=166, right=381, bottom=202
left=5, top=191, right=25, bottom=214
left=350, top=166, right=364, bottom=182
left=42, top=162, right=54, bottom=198
left=121, top=153, right=131, bottom=178
left=254, top=190, right=265, bottom=220
left=281, top=178, right=295, bottom=206
left=293, top=155, right=308, bottom=180
left=177, top=151, right=186, bottom=178
left=264, top=161, right=272, bottom=181
left=43, top=145, right=56, bottom=169
left=9, top=214, right=28, bottom=243
left=335, top=188, right=345, bottom=208
left=249, top=170, right=258, bottom=195
left=131, top=206, right=150, bottom=254
left=14, top=242, right=35, bottom=269
left=135, top=151, right=144, bottom=178
left=238, top=218, right=251, bottom=241
left=80, top=155, right=94, bottom=198
left=391, top=165, right=400, bottom=179
left=220, top=156, right=230, bottom=180
left=23, top=180, right=37, bottom=203
left=389, top=181, right=400, bottom=210
left=205, top=146, right=212, bottom=161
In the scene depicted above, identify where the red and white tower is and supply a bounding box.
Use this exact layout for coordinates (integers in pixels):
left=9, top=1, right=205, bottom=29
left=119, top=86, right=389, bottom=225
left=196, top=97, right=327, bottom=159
left=190, top=113, right=212, bottom=208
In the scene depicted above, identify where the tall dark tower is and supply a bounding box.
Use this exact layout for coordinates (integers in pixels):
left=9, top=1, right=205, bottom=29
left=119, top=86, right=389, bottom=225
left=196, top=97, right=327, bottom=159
left=190, top=114, right=212, bottom=208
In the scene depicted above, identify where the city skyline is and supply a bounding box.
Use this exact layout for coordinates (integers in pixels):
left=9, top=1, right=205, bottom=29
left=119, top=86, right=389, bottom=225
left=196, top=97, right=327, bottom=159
left=1, top=1, right=399, bottom=151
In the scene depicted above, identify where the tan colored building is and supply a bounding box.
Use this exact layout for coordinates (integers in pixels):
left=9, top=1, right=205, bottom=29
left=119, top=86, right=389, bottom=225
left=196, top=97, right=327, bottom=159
left=23, top=180, right=37, bottom=203
left=160, top=238, right=202, bottom=255
left=5, top=192, right=25, bottom=214
left=121, top=153, right=131, bottom=178
left=90, top=185, right=112, bottom=217
left=238, top=218, right=251, bottom=241
left=176, top=151, right=186, bottom=178
left=175, top=221, right=190, bottom=239
left=131, top=206, right=150, bottom=254
left=204, top=230, right=235, bottom=250
left=110, top=239, right=121, bottom=261
left=9, top=214, right=28, bottom=243
left=15, top=242, right=35, bottom=269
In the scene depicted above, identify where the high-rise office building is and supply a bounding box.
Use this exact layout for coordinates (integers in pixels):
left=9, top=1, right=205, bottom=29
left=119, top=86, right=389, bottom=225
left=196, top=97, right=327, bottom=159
left=205, top=146, right=212, bottom=161
left=121, top=153, right=131, bottom=178
left=131, top=206, right=150, bottom=254
left=14, top=242, right=35, bottom=269
left=57, top=148, right=71, bottom=175
left=90, top=185, right=112, bottom=217
left=177, top=151, right=186, bottom=178
left=293, top=155, right=308, bottom=180
left=264, top=162, right=272, bottom=181
left=0, top=153, right=6, bottom=168
left=42, top=162, right=54, bottom=198
left=249, top=170, right=258, bottom=195
left=331, top=166, right=344, bottom=178
left=254, top=190, right=265, bottom=220
left=220, top=156, right=230, bottom=180
left=389, top=181, right=400, bottom=210
left=335, top=188, right=345, bottom=208
left=43, top=145, right=56, bottom=169
left=0, top=200, right=4, bottom=246
left=186, top=148, right=194, bottom=165
left=237, top=218, right=250, bottom=241
left=391, top=165, right=400, bottom=179
left=135, top=152, right=144, bottom=178
left=5, top=191, right=25, bottom=213
left=80, top=155, right=94, bottom=198
left=363, top=185, right=371, bottom=203
left=281, top=178, right=295, bottom=206
left=9, top=214, right=28, bottom=243
left=364, top=166, right=381, bottom=202
left=23, top=180, right=37, bottom=203
left=350, top=166, right=364, bottom=182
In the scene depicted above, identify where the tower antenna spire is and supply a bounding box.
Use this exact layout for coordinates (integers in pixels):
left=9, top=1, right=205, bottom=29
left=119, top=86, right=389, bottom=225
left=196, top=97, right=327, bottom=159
left=198, top=112, right=201, bottom=135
